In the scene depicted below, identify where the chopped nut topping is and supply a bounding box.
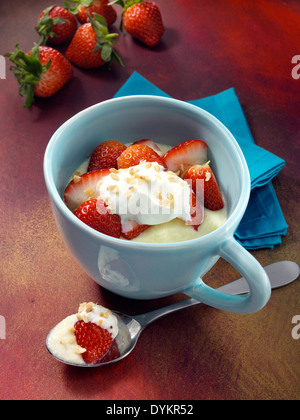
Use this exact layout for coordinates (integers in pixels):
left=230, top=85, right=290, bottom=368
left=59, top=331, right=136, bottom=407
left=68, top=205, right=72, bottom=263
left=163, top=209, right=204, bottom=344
left=72, top=174, right=82, bottom=183
left=107, top=185, right=119, bottom=194
left=141, top=175, right=151, bottom=183
left=78, top=302, right=95, bottom=313
left=78, top=303, right=86, bottom=312
left=129, top=166, right=139, bottom=175
left=167, top=176, right=178, bottom=182
left=109, top=168, right=119, bottom=174
left=126, top=177, right=136, bottom=184
left=205, top=171, right=212, bottom=182
left=86, top=302, right=94, bottom=313
left=74, top=345, right=86, bottom=355
left=155, top=190, right=163, bottom=202
left=84, top=187, right=94, bottom=197
left=110, top=173, right=120, bottom=181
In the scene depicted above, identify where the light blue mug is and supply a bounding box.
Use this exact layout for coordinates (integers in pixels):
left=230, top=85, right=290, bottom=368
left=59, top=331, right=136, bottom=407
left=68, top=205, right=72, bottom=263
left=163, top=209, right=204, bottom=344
left=43, top=96, right=271, bottom=314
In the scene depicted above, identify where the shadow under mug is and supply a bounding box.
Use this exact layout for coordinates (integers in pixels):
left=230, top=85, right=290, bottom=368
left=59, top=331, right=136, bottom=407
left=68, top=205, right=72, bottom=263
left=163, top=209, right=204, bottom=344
left=43, top=96, right=271, bottom=314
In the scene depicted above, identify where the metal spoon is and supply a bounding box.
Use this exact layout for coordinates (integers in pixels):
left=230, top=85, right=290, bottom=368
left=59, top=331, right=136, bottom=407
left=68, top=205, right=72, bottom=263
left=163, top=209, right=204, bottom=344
left=46, top=260, right=299, bottom=367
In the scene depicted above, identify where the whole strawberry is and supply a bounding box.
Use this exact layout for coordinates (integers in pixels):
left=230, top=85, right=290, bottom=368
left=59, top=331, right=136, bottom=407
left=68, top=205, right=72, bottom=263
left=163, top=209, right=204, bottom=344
left=77, top=0, right=117, bottom=26
left=113, top=0, right=164, bottom=47
left=65, top=13, right=123, bottom=68
left=5, top=44, right=73, bottom=107
left=36, top=5, right=77, bottom=45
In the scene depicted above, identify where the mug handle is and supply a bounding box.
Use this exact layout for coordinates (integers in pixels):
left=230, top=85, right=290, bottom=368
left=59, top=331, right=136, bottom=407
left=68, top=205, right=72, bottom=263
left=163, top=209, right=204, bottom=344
left=184, top=238, right=271, bottom=314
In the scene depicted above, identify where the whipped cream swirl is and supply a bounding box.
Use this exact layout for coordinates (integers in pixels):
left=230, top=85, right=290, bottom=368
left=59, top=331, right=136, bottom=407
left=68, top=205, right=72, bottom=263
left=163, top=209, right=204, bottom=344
left=96, top=162, right=192, bottom=232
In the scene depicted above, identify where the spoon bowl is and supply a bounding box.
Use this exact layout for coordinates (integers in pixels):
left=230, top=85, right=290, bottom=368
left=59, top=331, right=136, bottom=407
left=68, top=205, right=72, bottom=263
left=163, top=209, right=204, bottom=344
left=46, top=261, right=299, bottom=367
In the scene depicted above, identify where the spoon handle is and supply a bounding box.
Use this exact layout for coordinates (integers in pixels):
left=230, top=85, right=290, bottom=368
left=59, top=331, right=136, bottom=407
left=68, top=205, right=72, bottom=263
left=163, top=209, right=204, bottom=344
left=135, top=261, right=299, bottom=329
left=135, top=297, right=200, bottom=329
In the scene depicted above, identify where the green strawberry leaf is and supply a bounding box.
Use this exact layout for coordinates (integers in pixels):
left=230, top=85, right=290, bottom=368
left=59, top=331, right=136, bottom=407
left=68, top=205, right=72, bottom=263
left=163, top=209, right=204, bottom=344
left=89, top=13, right=124, bottom=67
left=5, top=44, right=51, bottom=108
left=64, top=0, right=93, bottom=14
left=36, top=5, right=67, bottom=46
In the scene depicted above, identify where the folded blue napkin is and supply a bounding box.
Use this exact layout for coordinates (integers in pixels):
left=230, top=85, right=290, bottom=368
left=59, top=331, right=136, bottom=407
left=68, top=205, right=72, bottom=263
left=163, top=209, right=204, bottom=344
left=114, top=72, right=288, bottom=249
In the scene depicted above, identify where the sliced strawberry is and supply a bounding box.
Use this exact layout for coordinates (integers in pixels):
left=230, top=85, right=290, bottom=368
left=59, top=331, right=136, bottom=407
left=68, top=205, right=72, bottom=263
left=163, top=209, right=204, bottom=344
left=185, top=190, right=204, bottom=230
left=74, top=320, right=114, bottom=364
left=184, top=164, right=224, bottom=211
left=117, top=144, right=167, bottom=169
left=132, top=139, right=163, bottom=156
left=88, top=140, right=126, bottom=172
left=74, top=198, right=122, bottom=238
left=121, top=219, right=150, bottom=240
left=64, top=169, right=110, bottom=211
left=163, top=140, right=208, bottom=175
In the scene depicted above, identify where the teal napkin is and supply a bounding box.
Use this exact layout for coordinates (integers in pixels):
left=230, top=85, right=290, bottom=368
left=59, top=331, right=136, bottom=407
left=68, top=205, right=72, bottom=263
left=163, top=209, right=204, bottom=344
left=114, top=72, right=288, bottom=249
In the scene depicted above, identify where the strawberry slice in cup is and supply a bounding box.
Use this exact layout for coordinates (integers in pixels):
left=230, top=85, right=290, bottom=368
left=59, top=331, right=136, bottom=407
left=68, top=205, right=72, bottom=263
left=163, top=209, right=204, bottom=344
left=117, top=143, right=167, bottom=169
left=184, top=163, right=224, bottom=211
left=64, top=168, right=110, bottom=212
left=163, top=139, right=208, bottom=175
left=132, top=139, right=164, bottom=157
left=87, top=140, right=127, bottom=172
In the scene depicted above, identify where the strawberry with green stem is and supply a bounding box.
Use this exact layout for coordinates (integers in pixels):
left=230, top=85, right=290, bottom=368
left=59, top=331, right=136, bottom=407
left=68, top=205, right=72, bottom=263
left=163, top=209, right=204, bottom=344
left=5, top=43, right=73, bottom=108
left=36, top=5, right=77, bottom=45
left=65, top=0, right=117, bottom=26
left=64, top=0, right=94, bottom=14
left=65, top=13, right=123, bottom=68
left=110, top=0, right=164, bottom=47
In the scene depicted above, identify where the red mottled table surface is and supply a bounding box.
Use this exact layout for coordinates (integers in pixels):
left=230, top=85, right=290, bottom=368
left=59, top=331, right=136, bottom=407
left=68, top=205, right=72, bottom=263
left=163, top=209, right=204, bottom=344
left=0, top=0, right=299, bottom=400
